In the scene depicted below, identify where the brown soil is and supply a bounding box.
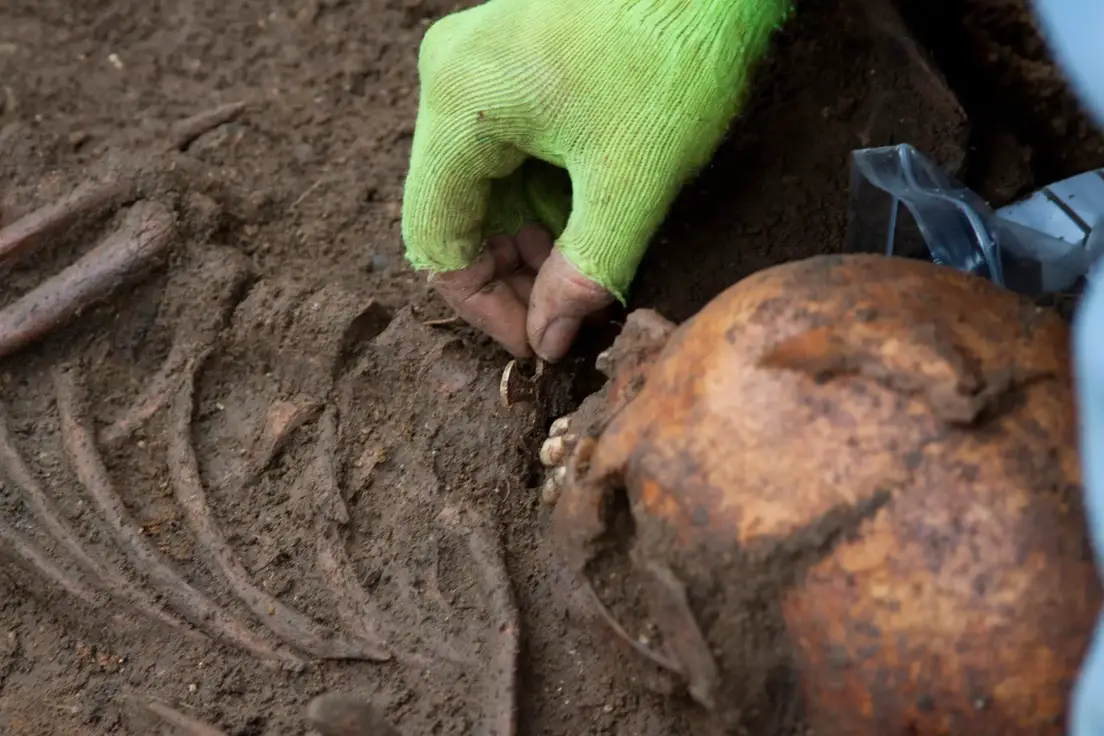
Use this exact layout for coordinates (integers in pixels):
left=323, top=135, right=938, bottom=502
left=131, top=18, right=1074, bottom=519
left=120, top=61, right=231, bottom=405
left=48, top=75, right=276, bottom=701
left=900, top=0, right=1104, bottom=197
left=0, top=0, right=1097, bottom=734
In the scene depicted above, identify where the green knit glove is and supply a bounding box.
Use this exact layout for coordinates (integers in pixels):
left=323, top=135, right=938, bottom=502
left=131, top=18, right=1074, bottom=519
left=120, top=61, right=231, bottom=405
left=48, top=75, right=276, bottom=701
left=402, top=0, right=793, bottom=303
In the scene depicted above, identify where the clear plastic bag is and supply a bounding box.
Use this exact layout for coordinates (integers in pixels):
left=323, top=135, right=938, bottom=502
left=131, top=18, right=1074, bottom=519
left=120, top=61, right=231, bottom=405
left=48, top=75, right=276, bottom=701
left=846, top=143, right=1104, bottom=295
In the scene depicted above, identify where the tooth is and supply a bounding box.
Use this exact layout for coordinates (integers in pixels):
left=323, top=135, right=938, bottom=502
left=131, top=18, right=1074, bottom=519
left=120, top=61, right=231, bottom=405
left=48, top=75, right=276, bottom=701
left=541, top=473, right=562, bottom=506
left=548, top=416, right=571, bottom=438
left=540, top=435, right=565, bottom=467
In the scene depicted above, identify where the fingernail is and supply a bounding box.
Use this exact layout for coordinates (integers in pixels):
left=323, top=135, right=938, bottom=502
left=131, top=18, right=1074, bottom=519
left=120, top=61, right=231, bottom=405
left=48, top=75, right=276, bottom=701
left=535, top=317, right=577, bottom=362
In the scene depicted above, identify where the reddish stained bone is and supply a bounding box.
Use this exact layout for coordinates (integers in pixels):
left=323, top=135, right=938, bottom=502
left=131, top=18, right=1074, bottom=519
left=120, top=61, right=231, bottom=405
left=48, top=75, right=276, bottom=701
left=0, top=403, right=195, bottom=635
left=0, top=199, right=176, bottom=361
left=208, top=397, right=325, bottom=499
left=254, top=398, right=323, bottom=474
left=295, top=404, right=472, bottom=670
left=167, top=101, right=247, bottom=152
left=51, top=367, right=298, bottom=664
left=100, top=247, right=255, bottom=448
left=0, top=100, right=245, bottom=272
left=315, top=544, right=394, bottom=656
left=437, top=504, right=520, bottom=736
left=0, top=178, right=134, bottom=266
left=387, top=564, right=473, bottom=668
left=169, top=358, right=391, bottom=662
left=100, top=334, right=213, bottom=448
left=0, top=520, right=97, bottom=604
left=309, top=406, right=392, bottom=658
left=125, top=695, right=228, bottom=736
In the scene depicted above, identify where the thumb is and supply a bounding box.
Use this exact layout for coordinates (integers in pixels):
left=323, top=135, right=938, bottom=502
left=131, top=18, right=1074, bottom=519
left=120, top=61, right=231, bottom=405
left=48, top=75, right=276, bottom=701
left=528, top=147, right=689, bottom=361
left=527, top=249, right=616, bottom=362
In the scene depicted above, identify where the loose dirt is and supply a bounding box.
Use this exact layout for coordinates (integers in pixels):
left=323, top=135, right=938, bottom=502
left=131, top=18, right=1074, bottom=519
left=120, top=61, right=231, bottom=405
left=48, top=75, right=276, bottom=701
left=0, top=0, right=1098, bottom=734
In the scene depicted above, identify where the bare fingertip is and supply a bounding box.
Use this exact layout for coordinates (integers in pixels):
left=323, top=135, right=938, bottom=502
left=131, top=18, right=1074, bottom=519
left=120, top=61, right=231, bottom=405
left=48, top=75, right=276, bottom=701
left=516, top=223, right=554, bottom=271
left=485, top=234, right=520, bottom=272
left=532, top=316, right=580, bottom=363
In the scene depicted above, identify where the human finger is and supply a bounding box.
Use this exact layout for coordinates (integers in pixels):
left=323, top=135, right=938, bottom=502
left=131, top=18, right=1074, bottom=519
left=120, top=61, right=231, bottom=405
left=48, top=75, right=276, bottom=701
left=527, top=249, right=616, bottom=362
left=429, top=249, right=533, bottom=358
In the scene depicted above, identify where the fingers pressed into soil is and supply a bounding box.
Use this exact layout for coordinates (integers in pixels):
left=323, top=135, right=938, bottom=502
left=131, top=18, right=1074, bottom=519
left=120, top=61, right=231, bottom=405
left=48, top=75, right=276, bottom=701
left=309, top=406, right=392, bottom=658
left=0, top=178, right=134, bottom=266
left=0, top=403, right=193, bottom=635
left=0, top=199, right=176, bottom=361
left=167, top=101, right=247, bottom=152
left=0, top=520, right=97, bottom=604
left=168, top=359, right=390, bottom=662
left=306, top=693, right=402, bottom=736
left=51, top=367, right=297, bottom=664
left=437, top=504, right=520, bottom=736
left=125, top=695, right=228, bottom=736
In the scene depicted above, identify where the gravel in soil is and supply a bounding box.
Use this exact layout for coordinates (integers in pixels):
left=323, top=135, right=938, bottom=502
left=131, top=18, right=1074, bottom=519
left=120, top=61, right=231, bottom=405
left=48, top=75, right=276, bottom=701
left=0, top=0, right=1096, bottom=733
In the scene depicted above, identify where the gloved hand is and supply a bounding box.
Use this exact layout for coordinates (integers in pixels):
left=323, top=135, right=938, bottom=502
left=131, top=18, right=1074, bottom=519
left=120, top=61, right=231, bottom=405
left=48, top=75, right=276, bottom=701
left=401, top=0, right=793, bottom=361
